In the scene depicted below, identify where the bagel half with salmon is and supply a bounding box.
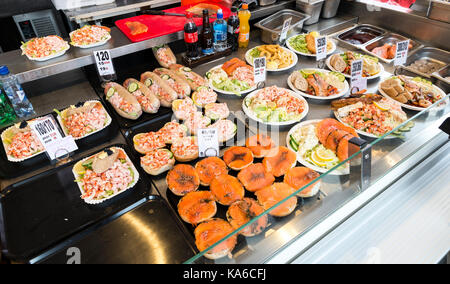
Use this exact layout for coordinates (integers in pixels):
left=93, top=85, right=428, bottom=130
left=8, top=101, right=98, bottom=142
left=104, top=82, right=142, bottom=120
left=140, top=71, right=178, bottom=107
left=123, top=78, right=160, bottom=114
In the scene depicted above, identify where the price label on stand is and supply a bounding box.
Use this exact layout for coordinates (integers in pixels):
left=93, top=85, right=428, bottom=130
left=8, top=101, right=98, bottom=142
left=315, top=36, right=327, bottom=61
left=394, top=40, right=410, bottom=66
left=279, top=17, right=292, bottom=43
left=30, top=115, right=78, bottom=160
left=350, top=59, right=367, bottom=91
left=197, top=128, right=219, bottom=158
left=94, top=50, right=116, bottom=77
left=253, top=57, right=267, bottom=84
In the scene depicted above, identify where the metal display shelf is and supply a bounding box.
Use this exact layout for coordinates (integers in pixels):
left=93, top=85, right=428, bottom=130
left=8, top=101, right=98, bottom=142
left=0, top=0, right=296, bottom=85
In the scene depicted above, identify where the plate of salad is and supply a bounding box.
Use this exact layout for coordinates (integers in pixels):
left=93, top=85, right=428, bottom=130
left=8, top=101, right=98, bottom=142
left=69, top=25, right=112, bottom=48
left=286, top=32, right=336, bottom=57
left=286, top=119, right=349, bottom=175
left=21, top=35, right=70, bottom=62
left=287, top=68, right=349, bottom=100
left=243, top=86, right=309, bottom=126
left=205, top=58, right=257, bottom=96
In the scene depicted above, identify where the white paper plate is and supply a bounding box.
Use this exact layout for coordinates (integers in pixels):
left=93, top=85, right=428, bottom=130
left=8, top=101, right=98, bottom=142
left=245, top=45, right=298, bottom=72
left=69, top=32, right=111, bottom=49
left=242, top=88, right=309, bottom=126
left=206, top=64, right=257, bottom=96
left=378, top=75, right=447, bottom=111
left=285, top=35, right=336, bottom=57
left=21, top=44, right=70, bottom=62
left=56, top=100, right=112, bottom=140
left=287, top=68, right=349, bottom=100
left=325, top=54, right=384, bottom=80
left=73, top=147, right=140, bottom=205
left=286, top=119, right=349, bottom=175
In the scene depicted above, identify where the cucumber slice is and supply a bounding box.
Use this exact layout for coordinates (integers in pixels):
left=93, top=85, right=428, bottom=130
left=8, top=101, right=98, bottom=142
left=106, top=87, right=115, bottom=99
left=289, top=139, right=299, bottom=152
left=290, top=135, right=299, bottom=148
left=205, top=72, right=212, bottom=79
left=127, top=82, right=139, bottom=93
left=144, top=78, right=153, bottom=87
left=182, top=67, right=192, bottom=72
left=161, top=74, right=171, bottom=80
left=197, top=86, right=209, bottom=92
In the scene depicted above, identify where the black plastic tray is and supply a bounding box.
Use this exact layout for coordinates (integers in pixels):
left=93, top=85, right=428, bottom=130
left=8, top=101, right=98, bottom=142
left=0, top=143, right=151, bottom=262
left=84, top=50, right=174, bottom=130
left=0, top=100, right=120, bottom=180
left=35, top=196, right=196, bottom=264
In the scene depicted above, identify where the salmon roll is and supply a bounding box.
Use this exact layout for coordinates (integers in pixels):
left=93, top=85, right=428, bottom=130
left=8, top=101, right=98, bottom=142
left=284, top=167, right=321, bottom=198
left=177, top=191, right=217, bottom=225
left=237, top=163, right=275, bottom=192
left=226, top=198, right=268, bottom=237
left=166, top=164, right=200, bottom=196
left=255, top=183, right=297, bottom=217
left=210, top=174, right=245, bottom=206
left=195, top=157, right=228, bottom=186
left=245, top=134, right=276, bottom=158
left=194, top=218, right=237, bottom=260
left=262, top=146, right=297, bottom=177
left=223, top=146, right=254, bottom=171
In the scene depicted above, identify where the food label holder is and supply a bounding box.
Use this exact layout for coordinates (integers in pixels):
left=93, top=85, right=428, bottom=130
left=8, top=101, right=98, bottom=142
left=349, top=136, right=372, bottom=191
left=93, top=50, right=117, bottom=86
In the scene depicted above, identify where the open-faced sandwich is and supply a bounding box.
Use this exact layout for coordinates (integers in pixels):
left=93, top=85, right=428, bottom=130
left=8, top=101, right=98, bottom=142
left=1, top=120, right=45, bottom=162
left=123, top=78, right=160, bottom=114
left=170, top=136, right=199, bottom=162
left=191, top=86, right=218, bottom=108
left=169, top=64, right=208, bottom=91
left=172, top=97, right=197, bottom=121
left=133, top=131, right=166, bottom=154
left=140, top=148, right=175, bottom=176
left=157, top=121, right=188, bottom=144
left=55, top=100, right=112, bottom=140
left=140, top=71, right=178, bottom=107
left=104, top=82, right=143, bottom=120
left=72, top=147, right=139, bottom=204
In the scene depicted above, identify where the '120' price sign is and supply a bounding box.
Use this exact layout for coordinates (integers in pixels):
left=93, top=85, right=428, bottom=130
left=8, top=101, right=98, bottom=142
left=94, top=50, right=116, bottom=77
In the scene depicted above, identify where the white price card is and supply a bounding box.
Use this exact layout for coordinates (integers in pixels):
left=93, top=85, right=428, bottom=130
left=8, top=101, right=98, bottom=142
left=253, top=57, right=267, bottom=84
left=30, top=115, right=78, bottom=160
left=350, top=59, right=367, bottom=91
left=279, top=17, right=292, bottom=42
left=394, top=40, right=410, bottom=66
left=94, top=50, right=116, bottom=77
left=315, top=36, right=327, bottom=61
left=197, top=128, right=219, bottom=158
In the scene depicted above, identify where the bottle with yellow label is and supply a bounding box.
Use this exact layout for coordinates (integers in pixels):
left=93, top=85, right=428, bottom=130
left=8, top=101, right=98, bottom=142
left=238, top=4, right=251, bottom=48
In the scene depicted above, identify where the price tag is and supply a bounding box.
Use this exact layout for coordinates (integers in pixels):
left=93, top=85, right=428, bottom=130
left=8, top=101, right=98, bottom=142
left=279, top=17, right=292, bottom=43
left=30, top=115, right=78, bottom=160
left=350, top=59, right=367, bottom=91
left=394, top=40, right=410, bottom=66
left=253, top=57, right=267, bottom=84
left=315, top=36, right=327, bottom=61
left=197, top=128, right=219, bottom=158
left=94, top=50, right=116, bottom=77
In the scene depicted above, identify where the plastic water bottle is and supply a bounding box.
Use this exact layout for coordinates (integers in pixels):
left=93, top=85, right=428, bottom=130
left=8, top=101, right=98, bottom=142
left=0, top=66, right=35, bottom=118
left=213, top=9, right=228, bottom=52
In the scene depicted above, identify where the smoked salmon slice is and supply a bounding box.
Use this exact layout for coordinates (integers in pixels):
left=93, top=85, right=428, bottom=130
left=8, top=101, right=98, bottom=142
left=125, top=21, right=148, bottom=36
left=195, top=157, right=228, bottom=186
left=325, top=129, right=349, bottom=152
left=263, top=146, right=297, bottom=177
left=177, top=191, right=217, bottom=225
left=255, top=183, right=297, bottom=217
left=336, top=134, right=359, bottom=162
left=226, top=198, right=268, bottom=237
left=316, top=118, right=358, bottom=146
left=237, top=163, right=275, bottom=192
left=245, top=134, right=276, bottom=158
left=284, top=167, right=321, bottom=198
left=223, top=146, right=254, bottom=170
left=194, top=218, right=237, bottom=260
left=210, top=174, right=245, bottom=206
left=166, top=164, right=200, bottom=196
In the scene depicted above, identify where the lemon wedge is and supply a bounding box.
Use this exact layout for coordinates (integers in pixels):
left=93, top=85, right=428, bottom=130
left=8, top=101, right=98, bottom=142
left=315, top=147, right=335, bottom=162
left=73, top=162, right=86, bottom=176
left=373, top=101, right=389, bottom=111
left=310, top=151, right=327, bottom=168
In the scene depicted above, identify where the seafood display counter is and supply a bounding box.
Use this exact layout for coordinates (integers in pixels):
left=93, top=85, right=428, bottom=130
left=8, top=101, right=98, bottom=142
left=0, top=12, right=449, bottom=264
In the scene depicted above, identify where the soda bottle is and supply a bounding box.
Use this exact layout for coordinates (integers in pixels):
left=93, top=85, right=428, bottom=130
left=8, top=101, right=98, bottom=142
left=201, top=9, right=214, bottom=55
left=213, top=9, right=228, bottom=52
left=227, top=6, right=240, bottom=52
left=0, top=66, right=35, bottom=119
left=238, top=4, right=251, bottom=48
left=184, top=12, right=199, bottom=59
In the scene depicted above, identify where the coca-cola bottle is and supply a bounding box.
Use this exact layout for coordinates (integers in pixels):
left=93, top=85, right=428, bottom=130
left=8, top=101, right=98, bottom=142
left=184, top=12, right=199, bottom=58
left=227, top=6, right=240, bottom=52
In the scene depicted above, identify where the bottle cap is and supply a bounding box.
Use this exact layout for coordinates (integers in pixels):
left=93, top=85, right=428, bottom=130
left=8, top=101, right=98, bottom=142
left=0, top=66, right=9, bottom=76
left=202, top=9, right=208, bottom=15
left=231, top=6, right=238, bottom=13
left=186, top=12, right=194, bottom=18
left=242, top=4, right=249, bottom=9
